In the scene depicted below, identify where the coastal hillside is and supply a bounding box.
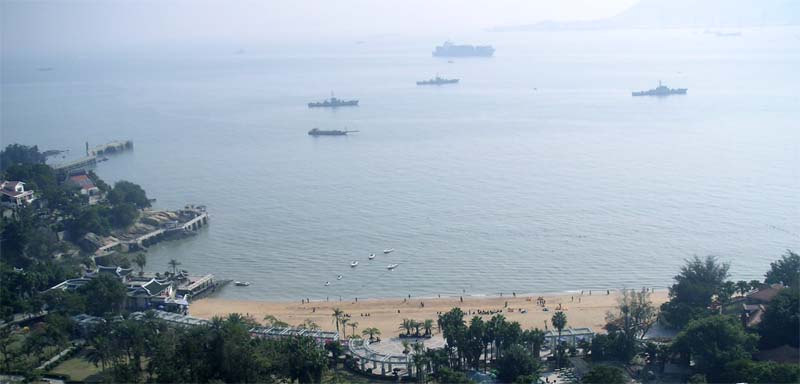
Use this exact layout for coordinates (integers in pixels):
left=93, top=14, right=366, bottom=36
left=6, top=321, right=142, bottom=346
left=491, top=0, right=800, bottom=31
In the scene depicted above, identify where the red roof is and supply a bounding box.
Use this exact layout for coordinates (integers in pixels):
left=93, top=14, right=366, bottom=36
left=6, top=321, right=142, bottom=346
left=69, top=174, right=97, bottom=190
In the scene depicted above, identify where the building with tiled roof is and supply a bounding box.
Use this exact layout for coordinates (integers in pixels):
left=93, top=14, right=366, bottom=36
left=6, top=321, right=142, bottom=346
left=1, top=181, right=35, bottom=206
left=67, top=174, right=100, bottom=195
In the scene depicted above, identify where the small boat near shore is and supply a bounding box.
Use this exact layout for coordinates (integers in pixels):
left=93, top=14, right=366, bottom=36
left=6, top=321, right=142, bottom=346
left=383, top=249, right=395, bottom=254
left=350, top=261, right=359, bottom=267
left=387, top=264, right=399, bottom=270
left=337, top=275, right=343, bottom=280
left=325, top=281, right=330, bottom=286
left=369, top=253, right=376, bottom=260
left=235, top=281, right=251, bottom=286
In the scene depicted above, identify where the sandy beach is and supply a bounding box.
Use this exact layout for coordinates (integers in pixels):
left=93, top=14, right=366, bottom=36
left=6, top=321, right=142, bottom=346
left=190, top=290, right=669, bottom=337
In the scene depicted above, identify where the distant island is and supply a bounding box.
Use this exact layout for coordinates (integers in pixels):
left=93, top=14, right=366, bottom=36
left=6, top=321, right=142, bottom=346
left=490, top=0, right=800, bottom=31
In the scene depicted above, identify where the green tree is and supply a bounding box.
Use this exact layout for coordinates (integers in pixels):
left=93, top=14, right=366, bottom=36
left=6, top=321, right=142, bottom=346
left=0, top=144, right=45, bottom=171
left=282, top=336, right=328, bottom=383
left=497, top=344, right=540, bottom=383
left=331, top=307, right=343, bottom=334
left=758, top=288, right=799, bottom=348
left=133, top=253, right=147, bottom=275
left=765, top=250, right=799, bottom=288
left=604, top=289, right=656, bottom=361
left=423, top=319, right=435, bottom=335
left=263, top=314, right=289, bottom=327
left=110, top=202, right=138, bottom=228
left=78, top=274, right=127, bottom=315
left=721, top=359, right=800, bottom=384
left=108, top=181, right=150, bottom=209
left=434, top=367, right=472, bottom=384
left=552, top=311, right=567, bottom=368
left=361, top=327, right=381, bottom=342
left=735, top=280, right=751, bottom=296
left=672, top=315, right=758, bottom=381
left=582, top=365, right=626, bottom=384
left=168, top=259, right=181, bottom=275
left=661, top=255, right=730, bottom=328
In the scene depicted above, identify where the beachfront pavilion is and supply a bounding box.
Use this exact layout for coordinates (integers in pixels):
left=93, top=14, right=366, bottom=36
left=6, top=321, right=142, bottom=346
left=249, top=326, right=339, bottom=346
left=348, top=338, right=416, bottom=378
left=544, top=327, right=595, bottom=350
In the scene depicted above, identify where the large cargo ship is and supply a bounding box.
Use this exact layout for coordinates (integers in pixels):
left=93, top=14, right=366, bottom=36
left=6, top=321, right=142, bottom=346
left=632, top=81, right=687, bottom=97
left=433, top=41, right=494, bottom=57
left=416, top=76, right=459, bottom=86
left=308, top=94, right=359, bottom=108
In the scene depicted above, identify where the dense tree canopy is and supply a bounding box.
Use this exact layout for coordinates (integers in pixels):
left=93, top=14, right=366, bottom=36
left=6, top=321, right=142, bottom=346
left=78, top=274, right=127, bottom=316
left=108, top=181, right=150, bottom=209
left=758, top=288, right=800, bottom=348
left=0, top=144, right=46, bottom=172
left=496, top=344, right=540, bottom=383
left=672, top=315, right=758, bottom=381
left=661, top=255, right=730, bottom=328
left=765, top=250, right=799, bottom=288
left=582, top=365, right=626, bottom=384
left=721, top=359, right=800, bottom=384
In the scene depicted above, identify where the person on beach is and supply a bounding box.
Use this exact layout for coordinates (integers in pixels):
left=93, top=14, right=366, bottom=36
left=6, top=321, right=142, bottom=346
left=460, top=296, right=463, bottom=303
left=571, top=296, right=574, bottom=302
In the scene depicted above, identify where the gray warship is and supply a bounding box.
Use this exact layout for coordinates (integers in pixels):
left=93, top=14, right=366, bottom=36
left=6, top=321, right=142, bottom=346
left=632, top=81, right=687, bottom=97
left=308, top=128, right=359, bottom=136
left=417, top=76, right=459, bottom=86
left=432, top=41, right=494, bottom=57
left=308, top=94, right=359, bottom=108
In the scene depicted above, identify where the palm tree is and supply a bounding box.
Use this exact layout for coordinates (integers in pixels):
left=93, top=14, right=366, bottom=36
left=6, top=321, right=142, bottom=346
left=411, top=342, right=429, bottom=382
left=331, top=308, right=343, bottom=334
left=735, top=280, right=750, bottom=297
left=298, top=319, right=319, bottom=329
left=264, top=314, right=289, bottom=327
left=749, top=279, right=762, bottom=291
left=552, top=311, right=567, bottom=368
left=412, top=320, right=422, bottom=336
left=340, top=318, right=349, bottom=338
left=133, top=253, right=147, bottom=276
left=529, top=328, right=546, bottom=357
left=168, top=259, right=181, bottom=275
left=348, top=321, right=358, bottom=337
left=400, top=319, right=413, bottom=336
left=423, top=319, right=434, bottom=335
left=362, top=327, right=381, bottom=342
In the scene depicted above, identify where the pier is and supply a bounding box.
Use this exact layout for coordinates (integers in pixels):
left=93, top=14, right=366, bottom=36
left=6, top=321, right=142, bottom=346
left=52, top=156, right=96, bottom=174
left=90, top=140, right=133, bottom=156
left=134, top=207, right=209, bottom=248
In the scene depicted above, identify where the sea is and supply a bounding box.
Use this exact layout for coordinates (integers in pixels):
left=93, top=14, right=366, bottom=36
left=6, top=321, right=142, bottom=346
left=2, top=28, right=798, bottom=301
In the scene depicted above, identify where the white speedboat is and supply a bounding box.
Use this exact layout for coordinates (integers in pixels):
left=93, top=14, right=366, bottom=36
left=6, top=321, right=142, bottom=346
left=383, top=249, right=395, bottom=254
left=235, top=281, right=250, bottom=286
left=369, top=253, right=376, bottom=260
left=337, top=275, right=343, bottom=280
left=350, top=261, right=359, bottom=267
left=325, top=281, right=331, bottom=286
left=387, top=264, right=399, bottom=270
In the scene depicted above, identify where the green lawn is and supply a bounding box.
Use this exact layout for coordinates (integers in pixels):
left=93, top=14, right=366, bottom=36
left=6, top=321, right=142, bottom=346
left=48, top=351, right=103, bottom=382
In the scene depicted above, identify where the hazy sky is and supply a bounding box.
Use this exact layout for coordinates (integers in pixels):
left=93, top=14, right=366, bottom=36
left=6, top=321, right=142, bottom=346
left=2, top=0, right=638, bottom=57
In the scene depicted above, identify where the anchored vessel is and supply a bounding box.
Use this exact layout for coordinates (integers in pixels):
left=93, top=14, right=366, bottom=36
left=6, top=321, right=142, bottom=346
left=433, top=41, right=494, bottom=57
left=308, top=94, right=359, bottom=108
left=632, top=81, right=687, bottom=97
left=417, top=76, right=459, bottom=86
left=307, top=128, right=359, bottom=136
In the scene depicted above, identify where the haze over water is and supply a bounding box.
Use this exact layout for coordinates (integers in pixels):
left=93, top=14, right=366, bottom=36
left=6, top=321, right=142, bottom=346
left=3, top=28, right=798, bottom=300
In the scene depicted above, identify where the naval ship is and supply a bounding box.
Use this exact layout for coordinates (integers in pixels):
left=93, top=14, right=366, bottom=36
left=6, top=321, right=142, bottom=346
left=308, top=94, right=359, bottom=108
left=432, top=41, right=494, bottom=57
left=417, top=76, right=459, bottom=86
left=632, top=81, right=687, bottom=97
left=308, top=128, right=359, bottom=136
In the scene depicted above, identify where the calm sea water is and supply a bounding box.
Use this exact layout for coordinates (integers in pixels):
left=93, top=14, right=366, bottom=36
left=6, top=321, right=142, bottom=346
left=2, top=29, right=798, bottom=300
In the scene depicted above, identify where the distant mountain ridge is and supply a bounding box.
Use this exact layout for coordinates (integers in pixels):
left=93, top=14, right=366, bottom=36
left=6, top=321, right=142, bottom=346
left=491, top=0, right=800, bottom=31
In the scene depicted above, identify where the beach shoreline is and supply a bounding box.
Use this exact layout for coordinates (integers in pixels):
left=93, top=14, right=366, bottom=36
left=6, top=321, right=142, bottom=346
left=189, top=289, right=670, bottom=338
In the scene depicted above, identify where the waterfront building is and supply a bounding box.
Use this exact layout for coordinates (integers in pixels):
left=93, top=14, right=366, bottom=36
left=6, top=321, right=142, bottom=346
left=250, top=326, right=339, bottom=345
left=0, top=181, right=35, bottom=206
